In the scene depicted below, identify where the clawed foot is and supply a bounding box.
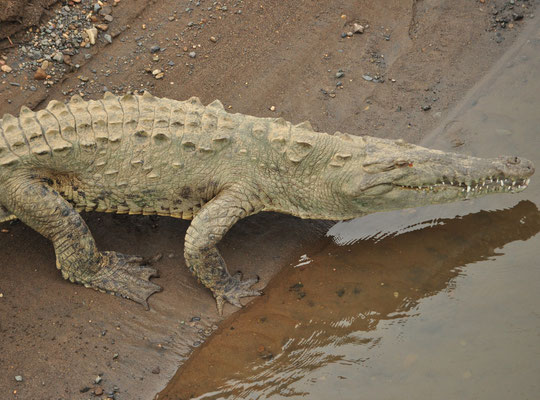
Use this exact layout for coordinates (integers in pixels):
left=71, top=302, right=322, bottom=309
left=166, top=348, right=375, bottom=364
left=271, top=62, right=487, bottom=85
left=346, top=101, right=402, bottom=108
left=214, top=271, right=262, bottom=316
left=86, top=251, right=162, bottom=309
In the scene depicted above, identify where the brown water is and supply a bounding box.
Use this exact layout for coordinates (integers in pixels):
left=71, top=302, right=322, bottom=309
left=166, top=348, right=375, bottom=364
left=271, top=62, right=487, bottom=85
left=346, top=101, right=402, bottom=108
left=158, top=13, right=540, bottom=400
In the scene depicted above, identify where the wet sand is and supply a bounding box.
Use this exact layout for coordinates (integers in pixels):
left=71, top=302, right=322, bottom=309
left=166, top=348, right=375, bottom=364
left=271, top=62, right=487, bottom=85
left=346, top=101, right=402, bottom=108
left=1, top=0, right=538, bottom=399
left=158, top=6, right=540, bottom=400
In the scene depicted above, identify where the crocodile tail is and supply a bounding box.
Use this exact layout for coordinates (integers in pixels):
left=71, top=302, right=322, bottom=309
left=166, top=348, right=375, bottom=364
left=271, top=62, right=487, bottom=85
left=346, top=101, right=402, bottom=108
left=0, top=205, right=16, bottom=223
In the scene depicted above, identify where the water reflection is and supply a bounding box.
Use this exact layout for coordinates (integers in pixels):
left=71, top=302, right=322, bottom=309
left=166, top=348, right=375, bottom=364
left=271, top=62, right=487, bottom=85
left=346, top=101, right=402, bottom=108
left=157, top=200, right=540, bottom=399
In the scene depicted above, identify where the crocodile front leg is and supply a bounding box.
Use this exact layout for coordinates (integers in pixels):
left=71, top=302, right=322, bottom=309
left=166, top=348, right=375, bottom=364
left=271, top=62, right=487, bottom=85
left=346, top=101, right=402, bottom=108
left=184, top=186, right=263, bottom=315
left=0, top=174, right=161, bottom=308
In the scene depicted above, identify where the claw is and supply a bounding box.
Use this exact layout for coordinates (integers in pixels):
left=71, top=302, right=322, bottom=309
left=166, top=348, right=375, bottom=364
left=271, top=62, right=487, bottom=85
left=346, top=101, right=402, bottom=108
left=212, top=272, right=262, bottom=315
left=88, top=251, right=162, bottom=309
left=216, top=295, right=225, bottom=316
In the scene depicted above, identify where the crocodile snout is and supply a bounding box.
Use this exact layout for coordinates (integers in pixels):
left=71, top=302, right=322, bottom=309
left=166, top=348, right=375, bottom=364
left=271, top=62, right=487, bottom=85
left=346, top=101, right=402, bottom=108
left=498, top=156, right=535, bottom=178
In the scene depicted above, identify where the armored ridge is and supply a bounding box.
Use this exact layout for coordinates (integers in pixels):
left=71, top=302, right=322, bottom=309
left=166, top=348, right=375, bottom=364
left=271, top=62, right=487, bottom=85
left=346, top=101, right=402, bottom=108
left=0, top=93, right=534, bottom=314
left=0, top=92, right=358, bottom=222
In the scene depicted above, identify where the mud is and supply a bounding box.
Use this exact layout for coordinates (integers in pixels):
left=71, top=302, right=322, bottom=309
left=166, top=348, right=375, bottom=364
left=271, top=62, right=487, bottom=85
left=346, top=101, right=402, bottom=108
left=0, top=0, right=58, bottom=40
left=0, top=0, right=538, bottom=399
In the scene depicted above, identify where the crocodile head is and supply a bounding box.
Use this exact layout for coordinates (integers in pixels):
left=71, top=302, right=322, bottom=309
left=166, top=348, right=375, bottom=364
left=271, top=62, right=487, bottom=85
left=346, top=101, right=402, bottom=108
left=331, top=136, right=535, bottom=219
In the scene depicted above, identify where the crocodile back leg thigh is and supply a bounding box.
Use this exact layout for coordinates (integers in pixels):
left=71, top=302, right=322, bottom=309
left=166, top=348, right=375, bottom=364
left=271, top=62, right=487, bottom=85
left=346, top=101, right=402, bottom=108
left=0, top=174, right=102, bottom=282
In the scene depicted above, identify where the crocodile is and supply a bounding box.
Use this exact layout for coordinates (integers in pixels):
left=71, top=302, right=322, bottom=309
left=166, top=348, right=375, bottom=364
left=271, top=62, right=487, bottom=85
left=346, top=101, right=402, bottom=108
left=0, top=92, right=534, bottom=314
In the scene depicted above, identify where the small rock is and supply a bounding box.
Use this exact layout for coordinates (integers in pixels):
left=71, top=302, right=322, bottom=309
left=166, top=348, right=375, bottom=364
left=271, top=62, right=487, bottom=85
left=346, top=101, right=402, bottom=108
left=188, top=51, right=197, bottom=58
left=168, top=16, right=175, bottom=21
left=97, top=24, right=109, bottom=31
left=512, top=13, right=524, bottom=21
left=86, top=28, right=98, bottom=45
left=151, top=366, right=161, bottom=374
left=152, top=69, right=162, bottom=76
left=152, top=54, right=160, bottom=61
left=210, top=36, right=217, bottom=43
left=155, top=72, right=164, bottom=79
left=80, top=386, right=91, bottom=393
left=15, top=375, right=23, bottom=382
left=104, top=34, right=112, bottom=44
left=335, top=71, right=344, bottom=78
left=150, top=45, right=161, bottom=53
left=346, top=31, right=353, bottom=37
left=1, top=65, right=12, bottom=73
left=269, top=105, right=276, bottom=111
left=353, top=23, right=364, bottom=34
left=362, top=74, right=373, bottom=81
left=421, top=105, right=431, bottom=111
left=94, top=387, right=104, bottom=396
left=341, top=32, right=347, bottom=38
left=52, top=52, right=64, bottom=63
left=95, top=376, right=102, bottom=384
left=34, top=68, right=47, bottom=80
left=41, top=60, right=49, bottom=70
left=104, top=15, right=114, bottom=22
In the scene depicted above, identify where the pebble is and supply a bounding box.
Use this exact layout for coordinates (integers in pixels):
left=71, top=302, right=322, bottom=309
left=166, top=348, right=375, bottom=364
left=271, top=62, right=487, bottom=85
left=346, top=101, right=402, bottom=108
left=86, top=28, right=98, bottom=45
left=346, top=31, right=353, bottom=37
left=150, top=45, right=161, bottom=53
left=353, top=23, right=364, bottom=34
left=422, top=105, right=431, bottom=111
left=94, top=387, right=104, bottom=396
left=15, top=375, right=23, bottom=382
left=1, top=65, right=13, bottom=73
left=269, top=105, right=276, bottom=111
left=190, top=316, right=201, bottom=322
left=362, top=74, right=373, bottom=81
left=335, top=71, right=344, bottom=78
left=189, top=51, right=197, bottom=58
left=104, top=14, right=114, bottom=22
left=95, top=375, right=102, bottom=384
left=151, top=366, right=161, bottom=374
left=210, top=36, right=217, bottom=43
left=104, top=34, right=112, bottom=44
left=341, top=32, right=347, bottom=38
left=34, top=68, right=47, bottom=80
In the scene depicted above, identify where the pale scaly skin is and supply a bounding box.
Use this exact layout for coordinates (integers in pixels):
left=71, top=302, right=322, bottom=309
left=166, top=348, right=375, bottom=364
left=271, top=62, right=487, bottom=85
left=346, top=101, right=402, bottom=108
left=0, top=92, right=535, bottom=314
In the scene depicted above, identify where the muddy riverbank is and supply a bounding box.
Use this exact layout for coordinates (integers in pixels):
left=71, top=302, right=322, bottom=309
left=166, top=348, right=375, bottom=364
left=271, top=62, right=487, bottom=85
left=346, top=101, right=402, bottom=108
left=1, top=0, right=538, bottom=399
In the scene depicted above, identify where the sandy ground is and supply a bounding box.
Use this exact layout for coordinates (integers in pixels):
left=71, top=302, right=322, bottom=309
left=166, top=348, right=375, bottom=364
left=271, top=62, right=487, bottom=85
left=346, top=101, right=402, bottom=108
left=0, top=0, right=537, bottom=399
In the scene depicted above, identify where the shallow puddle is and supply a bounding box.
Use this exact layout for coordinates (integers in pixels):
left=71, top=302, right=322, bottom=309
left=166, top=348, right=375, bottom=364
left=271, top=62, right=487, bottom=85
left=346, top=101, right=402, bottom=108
left=158, top=12, right=540, bottom=400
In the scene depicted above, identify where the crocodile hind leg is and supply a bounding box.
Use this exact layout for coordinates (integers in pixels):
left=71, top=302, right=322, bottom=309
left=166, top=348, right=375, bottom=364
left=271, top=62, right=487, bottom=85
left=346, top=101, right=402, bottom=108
left=184, top=186, right=263, bottom=315
left=0, top=175, right=161, bottom=308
